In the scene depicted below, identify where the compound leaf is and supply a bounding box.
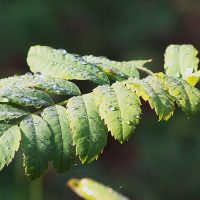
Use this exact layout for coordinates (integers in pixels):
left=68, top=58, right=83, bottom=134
left=1, top=43, right=200, bottom=180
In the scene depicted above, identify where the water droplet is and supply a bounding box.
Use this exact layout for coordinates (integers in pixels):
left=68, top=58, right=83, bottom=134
left=125, top=120, right=131, bottom=125
left=109, top=106, right=116, bottom=111
left=25, top=72, right=32, bottom=76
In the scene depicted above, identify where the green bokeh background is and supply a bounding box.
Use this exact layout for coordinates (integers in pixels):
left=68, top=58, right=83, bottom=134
left=0, top=0, right=200, bottom=199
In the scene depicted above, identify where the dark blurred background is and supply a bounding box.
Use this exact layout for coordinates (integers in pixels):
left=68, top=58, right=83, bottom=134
left=0, top=0, right=200, bottom=200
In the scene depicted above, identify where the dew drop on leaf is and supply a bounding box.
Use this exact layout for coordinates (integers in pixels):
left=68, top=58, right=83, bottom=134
left=109, top=106, right=116, bottom=111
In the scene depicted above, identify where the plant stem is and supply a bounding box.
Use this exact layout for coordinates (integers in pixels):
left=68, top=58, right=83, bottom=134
left=29, top=179, right=43, bottom=200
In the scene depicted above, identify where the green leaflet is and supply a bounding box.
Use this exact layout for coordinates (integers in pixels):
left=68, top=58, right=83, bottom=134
left=20, top=115, right=52, bottom=179
left=0, top=73, right=39, bottom=88
left=93, top=82, right=141, bottom=143
left=157, top=74, right=200, bottom=116
left=36, top=75, right=81, bottom=96
left=0, top=104, right=29, bottom=121
left=126, top=76, right=174, bottom=121
left=42, top=105, right=75, bottom=173
left=27, top=46, right=110, bottom=85
left=66, top=94, right=107, bottom=163
left=0, top=73, right=81, bottom=96
left=164, top=44, right=199, bottom=79
left=0, top=87, right=54, bottom=108
left=0, top=125, right=21, bottom=171
left=68, top=178, right=129, bottom=200
left=83, top=55, right=150, bottom=81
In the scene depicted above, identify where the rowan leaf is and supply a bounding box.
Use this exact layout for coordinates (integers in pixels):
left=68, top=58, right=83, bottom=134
left=0, top=104, right=29, bottom=121
left=27, top=46, right=110, bottom=85
left=93, top=82, right=141, bottom=143
left=42, top=105, right=75, bottom=173
left=158, top=74, right=200, bottom=116
left=20, top=115, right=52, bottom=179
left=164, top=44, right=199, bottom=79
left=68, top=178, right=129, bottom=200
left=83, top=55, right=151, bottom=81
left=0, top=87, right=54, bottom=108
left=0, top=73, right=81, bottom=96
left=1, top=43, right=200, bottom=180
left=36, top=75, right=81, bottom=96
left=126, top=76, right=175, bottom=121
left=0, top=125, right=21, bottom=171
left=66, top=94, right=107, bottom=163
